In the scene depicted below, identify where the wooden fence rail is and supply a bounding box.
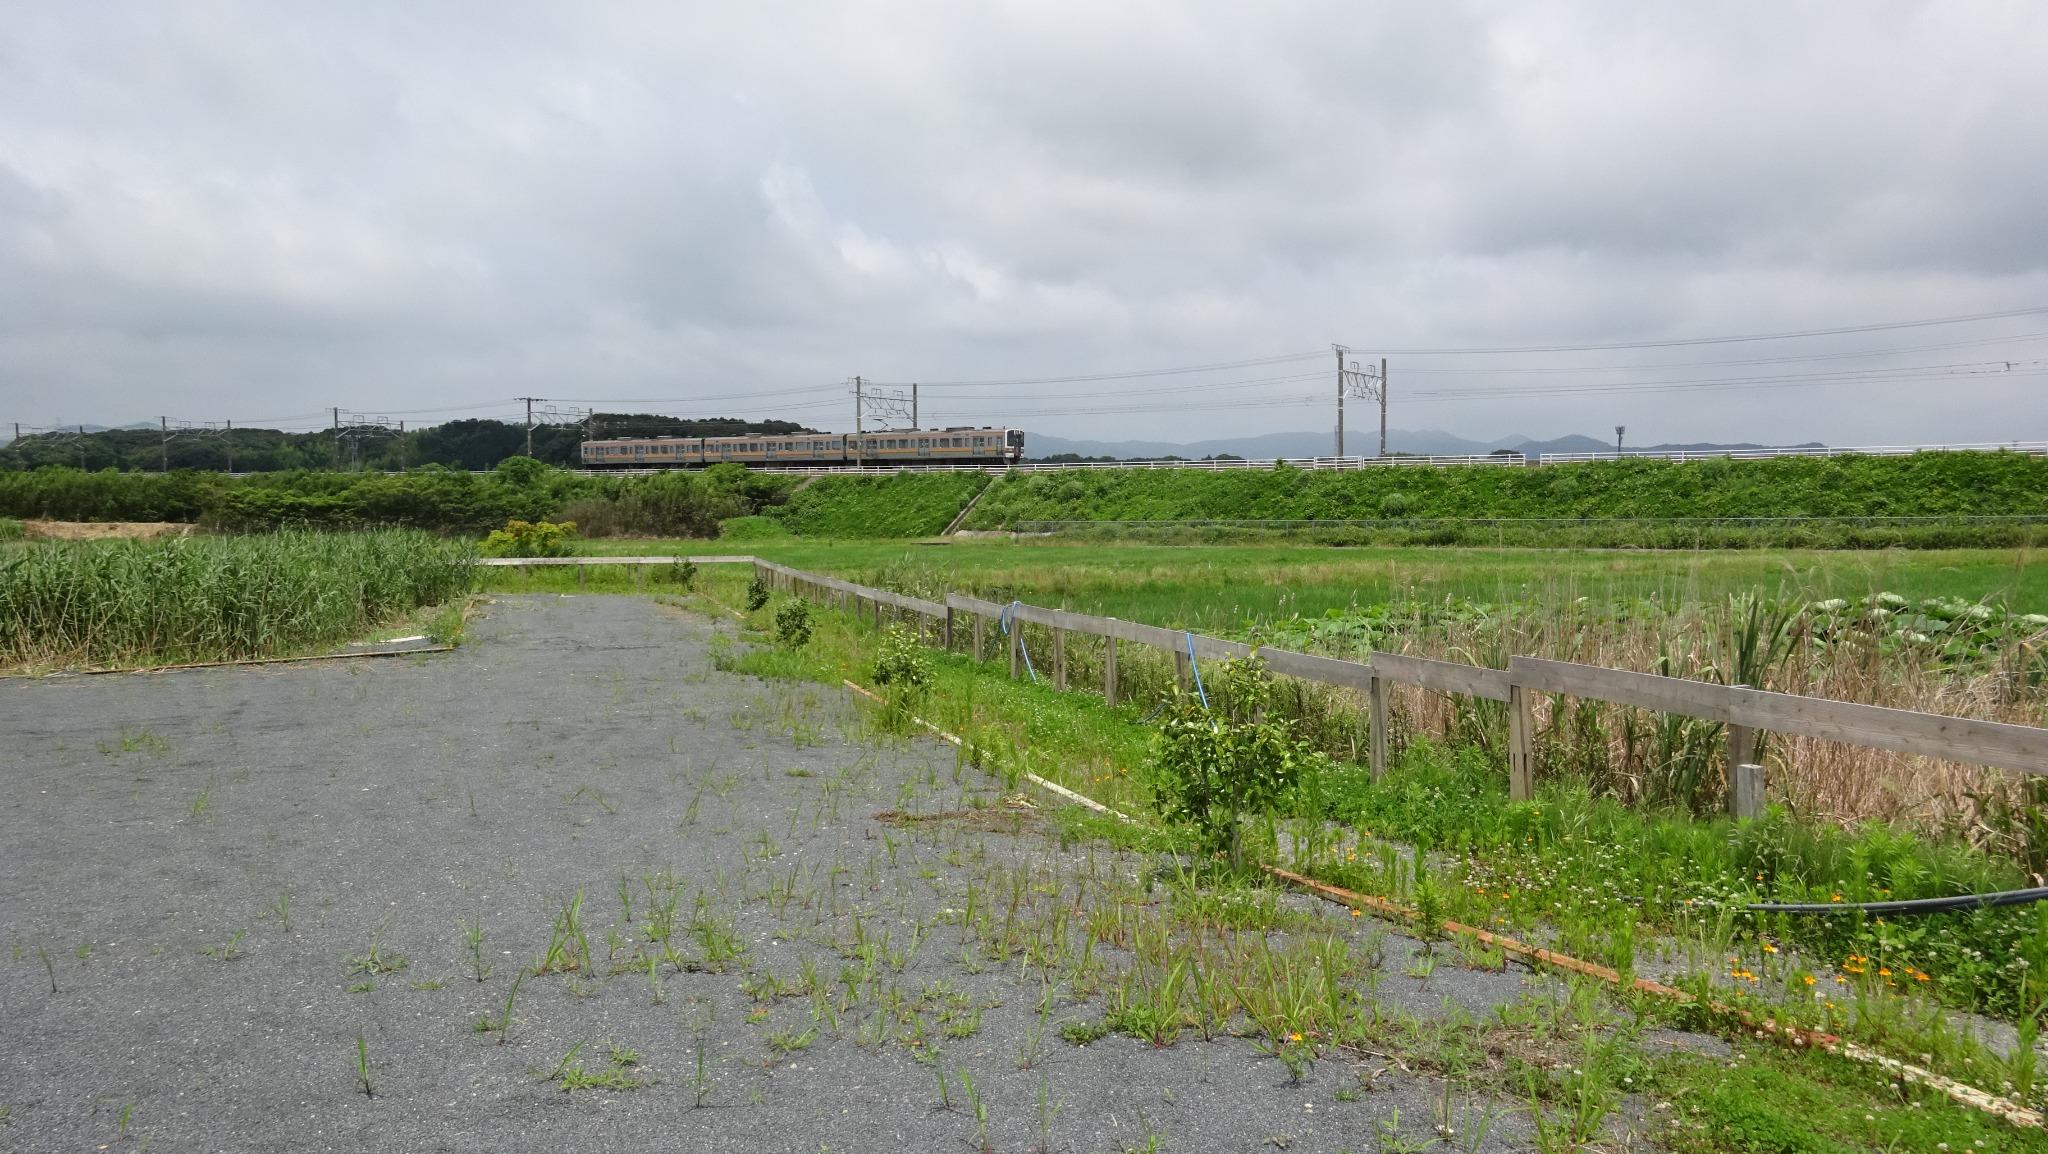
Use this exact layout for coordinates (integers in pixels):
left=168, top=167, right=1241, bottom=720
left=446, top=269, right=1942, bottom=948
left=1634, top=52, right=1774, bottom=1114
left=731, top=558, right=2048, bottom=819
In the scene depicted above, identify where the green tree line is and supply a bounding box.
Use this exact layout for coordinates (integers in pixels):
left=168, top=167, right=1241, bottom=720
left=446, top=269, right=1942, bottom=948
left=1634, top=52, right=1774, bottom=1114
left=0, top=459, right=797, bottom=534
left=0, top=414, right=813, bottom=473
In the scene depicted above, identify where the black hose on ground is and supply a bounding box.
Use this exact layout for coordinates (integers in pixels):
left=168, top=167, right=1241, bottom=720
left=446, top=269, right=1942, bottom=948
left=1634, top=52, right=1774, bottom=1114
left=1744, top=885, right=2048, bottom=916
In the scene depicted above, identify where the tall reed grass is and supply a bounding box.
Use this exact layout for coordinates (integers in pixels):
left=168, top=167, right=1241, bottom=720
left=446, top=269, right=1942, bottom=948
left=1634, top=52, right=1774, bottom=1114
left=0, top=530, right=476, bottom=669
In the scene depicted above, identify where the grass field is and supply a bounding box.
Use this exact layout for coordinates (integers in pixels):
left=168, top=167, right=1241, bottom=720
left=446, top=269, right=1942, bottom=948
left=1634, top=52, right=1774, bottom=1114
left=571, top=538, right=2048, bottom=622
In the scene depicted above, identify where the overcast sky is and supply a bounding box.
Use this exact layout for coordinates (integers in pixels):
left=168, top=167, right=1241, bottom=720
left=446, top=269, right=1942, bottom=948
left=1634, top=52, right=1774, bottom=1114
left=4, top=2, right=2046, bottom=447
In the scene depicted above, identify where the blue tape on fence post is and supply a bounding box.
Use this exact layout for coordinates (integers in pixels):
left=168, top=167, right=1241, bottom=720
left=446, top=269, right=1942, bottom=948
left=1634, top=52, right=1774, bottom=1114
left=1184, top=631, right=1208, bottom=709
left=1001, top=601, right=1039, bottom=683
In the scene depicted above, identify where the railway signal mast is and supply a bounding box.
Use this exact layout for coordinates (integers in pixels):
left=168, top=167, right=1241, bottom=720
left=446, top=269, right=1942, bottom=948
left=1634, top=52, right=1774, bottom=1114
left=1334, top=347, right=1388, bottom=458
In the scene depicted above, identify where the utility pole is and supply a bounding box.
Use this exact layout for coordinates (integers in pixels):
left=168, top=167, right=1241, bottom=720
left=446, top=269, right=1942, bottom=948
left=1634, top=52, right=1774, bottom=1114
left=160, top=416, right=169, bottom=472
left=1334, top=346, right=1346, bottom=458
left=1615, top=425, right=1626, bottom=459
left=911, top=382, right=918, bottom=431
left=519, top=397, right=540, bottom=456
left=1379, top=357, right=1388, bottom=459
left=225, top=420, right=233, bottom=475
left=853, top=376, right=863, bottom=467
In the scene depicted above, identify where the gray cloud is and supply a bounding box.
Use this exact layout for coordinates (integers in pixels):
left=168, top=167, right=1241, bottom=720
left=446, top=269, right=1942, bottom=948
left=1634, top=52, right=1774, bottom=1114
left=2, top=1, right=2045, bottom=446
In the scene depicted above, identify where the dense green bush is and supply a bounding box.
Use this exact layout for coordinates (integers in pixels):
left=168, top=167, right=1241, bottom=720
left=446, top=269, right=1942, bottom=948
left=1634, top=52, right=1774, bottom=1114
left=768, top=473, right=988, bottom=537
left=0, top=463, right=796, bottom=537
left=479, top=519, right=576, bottom=558
left=965, top=453, right=2048, bottom=529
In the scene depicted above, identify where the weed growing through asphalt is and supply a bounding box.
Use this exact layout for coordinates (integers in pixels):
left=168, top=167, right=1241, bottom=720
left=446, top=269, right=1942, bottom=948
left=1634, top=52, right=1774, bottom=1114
left=457, top=913, right=490, bottom=982
left=37, top=945, right=55, bottom=993
left=351, top=1034, right=373, bottom=1098
left=473, top=968, right=525, bottom=1044
left=265, top=891, right=292, bottom=934
left=201, top=928, right=247, bottom=962
left=344, top=922, right=408, bottom=976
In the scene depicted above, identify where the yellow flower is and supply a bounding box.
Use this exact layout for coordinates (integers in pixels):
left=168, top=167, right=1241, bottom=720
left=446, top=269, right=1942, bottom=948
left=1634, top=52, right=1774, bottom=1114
left=1288, top=1032, right=1303, bottom=1043
left=1762, top=943, right=1778, bottom=954
left=1802, top=975, right=1817, bottom=987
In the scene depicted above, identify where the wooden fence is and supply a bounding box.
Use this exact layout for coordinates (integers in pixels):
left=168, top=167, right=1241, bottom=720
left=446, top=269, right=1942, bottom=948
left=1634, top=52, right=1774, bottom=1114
left=746, top=558, right=2048, bottom=818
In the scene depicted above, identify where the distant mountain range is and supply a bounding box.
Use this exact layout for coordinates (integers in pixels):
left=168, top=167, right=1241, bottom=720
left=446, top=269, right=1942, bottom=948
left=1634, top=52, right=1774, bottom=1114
left=1023, top=429, right=1823, bottom=460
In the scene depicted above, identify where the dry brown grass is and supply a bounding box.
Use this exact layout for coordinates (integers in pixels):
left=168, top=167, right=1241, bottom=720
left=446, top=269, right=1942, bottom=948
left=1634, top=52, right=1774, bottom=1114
left=22, top=519, right=195, bottom=541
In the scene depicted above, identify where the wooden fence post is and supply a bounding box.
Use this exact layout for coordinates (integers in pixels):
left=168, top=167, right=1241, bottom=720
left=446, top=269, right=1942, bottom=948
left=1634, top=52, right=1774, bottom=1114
left=1507, top=683, right=1535, bottom=802
left=974, top=614, right=986, bottom=663
left=1173, top=645, right=1191, bottom=693
left=1104, top=633, right=1119, bottom=707
left=577, top=565, right=586, bottom=591
left=1053, top=628, right=1067, bottom=691
left=1009, top=620, right=1022, bottom=679
left=943, top=606, right=955, bottom=651
left=1728, top=716, right=1762, bottom=820
left=1368, top=674, right=1388, bottom=780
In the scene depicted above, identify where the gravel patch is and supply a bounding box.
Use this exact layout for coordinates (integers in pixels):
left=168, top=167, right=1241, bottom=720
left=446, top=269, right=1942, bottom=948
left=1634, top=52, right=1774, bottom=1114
left=0, top=594, right=1640, bottom=1152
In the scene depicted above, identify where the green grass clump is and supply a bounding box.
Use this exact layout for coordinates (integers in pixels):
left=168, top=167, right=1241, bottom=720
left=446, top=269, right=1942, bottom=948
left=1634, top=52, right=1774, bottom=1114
left=0, top=529, right=475, bottom=669
left=965, top=453, right=2048, bottom=529
left=1302, top=740, right=2046, bottom=1020
left=717, top=515, right=791, bottom=540
left=0, top=518, right=23, bottom=541
left=768, top=473, right=988, bottom=538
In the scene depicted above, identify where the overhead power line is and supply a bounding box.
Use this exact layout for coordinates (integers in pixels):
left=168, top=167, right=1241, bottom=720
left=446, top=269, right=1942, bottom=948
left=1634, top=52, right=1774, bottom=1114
left=1342, top=305, right=2048, bottom=356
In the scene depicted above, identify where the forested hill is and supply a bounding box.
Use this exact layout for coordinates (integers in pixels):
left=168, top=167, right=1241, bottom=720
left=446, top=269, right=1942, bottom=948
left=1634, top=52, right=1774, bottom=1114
left=0, top=415, right=814, bottom=473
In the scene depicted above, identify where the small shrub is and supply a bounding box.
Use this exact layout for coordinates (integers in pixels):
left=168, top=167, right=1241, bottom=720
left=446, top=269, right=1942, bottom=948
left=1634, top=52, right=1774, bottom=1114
left=665, top=559, right=699, bottom=590
left=479, top=519, right=576, bottom=558
left=745, top=578, right=771, bottom=612
left=774, top=600, right=813, bottom=648
left=0, top=518, right=22, bottom=541
left=1144, top=657, right=1330, bottom=863
left=872, top=624, right=934, bottom=692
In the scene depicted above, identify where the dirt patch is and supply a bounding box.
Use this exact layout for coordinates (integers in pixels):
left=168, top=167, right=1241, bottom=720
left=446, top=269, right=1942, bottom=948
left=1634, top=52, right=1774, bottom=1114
left=873, top=798, right=1042, bottom=833
left=21, top=519, right=196, bottom=541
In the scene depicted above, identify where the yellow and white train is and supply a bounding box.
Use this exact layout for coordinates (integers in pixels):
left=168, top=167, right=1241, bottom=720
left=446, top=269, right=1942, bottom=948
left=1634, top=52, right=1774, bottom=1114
left=580, top=427, right=1025, bottom=468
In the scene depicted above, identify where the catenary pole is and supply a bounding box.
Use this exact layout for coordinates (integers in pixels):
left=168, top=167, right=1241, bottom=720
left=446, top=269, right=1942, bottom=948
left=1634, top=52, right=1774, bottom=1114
left=1379, top=357, right=1388, bottom=458
left=1334, top=346, right=1346, bottom=457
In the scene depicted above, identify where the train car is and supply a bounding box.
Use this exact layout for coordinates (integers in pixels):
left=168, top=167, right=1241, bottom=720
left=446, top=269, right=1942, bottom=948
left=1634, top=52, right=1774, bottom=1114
left=579, top=427, right=1024, bottom=468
